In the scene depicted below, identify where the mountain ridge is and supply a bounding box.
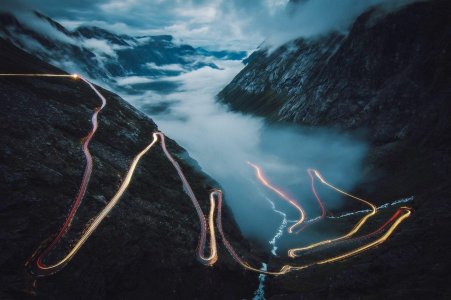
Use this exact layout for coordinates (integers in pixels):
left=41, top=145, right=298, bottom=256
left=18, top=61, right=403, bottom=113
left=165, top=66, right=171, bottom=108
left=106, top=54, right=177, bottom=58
left=218, top=0, right=451, bottom=146
left=217, top=0, right=451, bottom=298
left=0, top=10, right=247, bottom=87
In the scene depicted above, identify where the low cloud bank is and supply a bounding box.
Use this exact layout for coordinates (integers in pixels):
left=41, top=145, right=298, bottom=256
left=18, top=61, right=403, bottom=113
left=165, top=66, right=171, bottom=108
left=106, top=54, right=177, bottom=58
left=122, top=59, right=368, bottom=245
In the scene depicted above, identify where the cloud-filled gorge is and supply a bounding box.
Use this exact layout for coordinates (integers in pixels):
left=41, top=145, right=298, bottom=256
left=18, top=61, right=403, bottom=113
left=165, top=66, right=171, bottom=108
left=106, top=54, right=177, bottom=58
left=1, top=0, right=449, bottom=299
left=123, top=59, right=368, bottom=249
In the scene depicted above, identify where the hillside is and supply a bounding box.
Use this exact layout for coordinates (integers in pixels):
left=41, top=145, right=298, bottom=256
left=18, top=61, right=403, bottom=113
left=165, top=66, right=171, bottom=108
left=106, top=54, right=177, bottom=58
left=0, top=38, right=255, bottom=300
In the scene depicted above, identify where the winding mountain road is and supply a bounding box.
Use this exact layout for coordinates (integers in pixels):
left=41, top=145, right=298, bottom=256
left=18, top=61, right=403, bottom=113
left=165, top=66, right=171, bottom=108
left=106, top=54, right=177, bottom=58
left=0, top=73, right=412, bottom=278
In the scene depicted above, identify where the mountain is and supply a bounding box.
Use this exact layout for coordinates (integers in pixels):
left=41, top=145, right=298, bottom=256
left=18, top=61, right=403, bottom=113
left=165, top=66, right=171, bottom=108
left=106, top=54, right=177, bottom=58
left=219, top=0, right=450, bottom=146
left=0, top=38, right=256, bottom=299
left=0, top=11, right=246, bottom=88
left=218, top=0, right=451, bottom=298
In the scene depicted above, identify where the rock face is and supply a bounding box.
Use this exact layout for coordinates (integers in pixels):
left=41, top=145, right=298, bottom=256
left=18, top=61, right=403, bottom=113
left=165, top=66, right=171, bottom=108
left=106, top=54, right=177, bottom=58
left=219, top=0, right=451, bottom=146
left=0, top=38, right=256, bottom=299
left=218, top=0, right=451, bottom=298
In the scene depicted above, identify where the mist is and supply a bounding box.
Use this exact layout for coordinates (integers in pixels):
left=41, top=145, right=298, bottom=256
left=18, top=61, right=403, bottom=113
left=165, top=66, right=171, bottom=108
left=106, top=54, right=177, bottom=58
left=1, top=0, right=423, bottom=52
left=220, top=0, right=423, bottom=50
left=121, top=59, right=368, bottom=250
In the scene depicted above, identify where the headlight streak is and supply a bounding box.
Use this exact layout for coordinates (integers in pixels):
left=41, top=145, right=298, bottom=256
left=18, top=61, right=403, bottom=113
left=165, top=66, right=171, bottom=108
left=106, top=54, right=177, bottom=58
left=287, top=169, right=378, bottom=257
left=292, top=168, right=328, bottom=234
left=34, top=76, right=107, bottom=271
left=0, top=74, right=78, bottom=78
left=246, top=163, right=378, bottom=255
left=155, top=132, right=218, bottom=266
left=1, top=73, right=411, bottom=279
left=31, top=134, right=159, bottom=275
left=0, top=73, right=109, bottom=275
left=288, top=196, right=413, bottom=224
left=246, top=161, right=306, bottom=234
left=213, top=190, right=411, bottom=275
left=296, top=207, right=409, bottom=256
left=316, top=207, right=411, bottom=265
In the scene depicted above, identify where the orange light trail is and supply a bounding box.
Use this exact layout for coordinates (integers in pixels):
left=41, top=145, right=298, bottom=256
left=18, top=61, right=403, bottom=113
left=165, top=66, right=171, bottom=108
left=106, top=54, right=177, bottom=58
left=155, top=132, right=218, bottom=266
left=0, top=73, right=111, bottom=274
left=213, top=190, right=411, bottom=275
left=247, top=161, right=306, bottom=234
left=308, top=168, right=326, bottom=219
left=288, top=169, right=378, bottom=257
left=299, top=206, right=408, bottom=255
left=1, top=73, right=410, bottom=278
left=35, top=76, right=107, bottom=271
left=316, top=207, right=411, bottom=265
left=0, top=73, right=78, bottom=78
left=286, top=168, right=328, bottom=234
left=28, top=134, right=159, bottom=275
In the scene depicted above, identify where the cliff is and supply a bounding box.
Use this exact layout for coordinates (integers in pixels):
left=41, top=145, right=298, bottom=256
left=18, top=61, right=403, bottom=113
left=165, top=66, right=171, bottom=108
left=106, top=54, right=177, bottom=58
left=219, top=0, right=451, bottom=146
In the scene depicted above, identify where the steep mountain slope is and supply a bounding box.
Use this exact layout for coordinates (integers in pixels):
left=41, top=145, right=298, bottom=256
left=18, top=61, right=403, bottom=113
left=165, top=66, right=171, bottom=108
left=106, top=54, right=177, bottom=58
left=218, top=0, right=451, bottom=298
left=0, top=38, right=256, bottom=299
left=219, top=0, right=451, bottom=146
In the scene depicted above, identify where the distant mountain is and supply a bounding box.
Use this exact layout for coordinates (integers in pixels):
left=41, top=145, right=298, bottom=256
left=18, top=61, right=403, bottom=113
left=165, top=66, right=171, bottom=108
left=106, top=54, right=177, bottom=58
left=0, top=10, right=246, bottom=89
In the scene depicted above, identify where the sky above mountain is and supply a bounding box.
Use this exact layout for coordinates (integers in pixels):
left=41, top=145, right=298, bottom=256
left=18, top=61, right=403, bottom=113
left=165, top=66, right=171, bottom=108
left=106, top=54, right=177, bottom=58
left=1, top=0, right=420, bottom=51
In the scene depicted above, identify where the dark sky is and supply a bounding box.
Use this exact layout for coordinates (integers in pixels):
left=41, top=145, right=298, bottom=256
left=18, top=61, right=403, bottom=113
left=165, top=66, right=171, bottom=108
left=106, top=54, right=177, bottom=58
left=1, top=0, right=417, bottom=50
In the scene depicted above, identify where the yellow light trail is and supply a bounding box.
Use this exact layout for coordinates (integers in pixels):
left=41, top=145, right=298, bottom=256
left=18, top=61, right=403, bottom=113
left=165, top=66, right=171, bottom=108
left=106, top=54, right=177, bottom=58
left=247, top=161, right=306, bottom=234
left=316, top=207, right=411, bottom=265
left=288, top=169, right=378, bottom=257
left=2, top=73, right=410, bottom=278
left=155, top=132, right=218, bottom=266
left=0, top=73, right=114, bottom=275
left=31, top=134, right=159, bottom=275
left=0, top=73, right=78, bottom=78
left=213, top=189, right=411, bottom=275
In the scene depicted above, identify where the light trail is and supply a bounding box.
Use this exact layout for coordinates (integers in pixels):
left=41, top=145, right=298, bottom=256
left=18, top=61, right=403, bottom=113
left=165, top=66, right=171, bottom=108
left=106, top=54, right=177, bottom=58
left=0, top=73, right=112, bottom=274
left=327, top=196, right=413, bottom=220
left=247, top=161, right=306, bottom=234
left=308, top=168, right=327, bottom=220
left=155, top=132, right=218, bottom=266
left=213, top=190, right=411, bottom=275
left=30, top=134, right=159, bottom=275
left=293, top=196, right=413, bottom=224
left=34, top=76, right=107, bottom=271
left=316, top=207, right=411, bottom=264
left=292, top=168, right=328, bottom=234
left=288, top=169, right=378, bottom=257
left=3, top=73, right=411, bottom=279
left=299, top=206, right=411, bottom=255
left=0, top=73, right=78, bottom=78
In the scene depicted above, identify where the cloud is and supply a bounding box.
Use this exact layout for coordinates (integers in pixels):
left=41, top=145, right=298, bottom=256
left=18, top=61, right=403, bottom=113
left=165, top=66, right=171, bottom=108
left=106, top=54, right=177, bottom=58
left=120, top=58, right=368, bottom=243
left=82, top=38, right=119, bottom=58
left=1, top=0, right=422, bottom=54
left=0, top=0, right=254, bottom=50
left=219, top=0, right=422, bottom=49
left=146, top=63, right=185, bottom=72
left=115, top=76, right=154, bottom=86
left=1, top=8, right=77, bottom=45
left=99, top=0, right=139, bottom=12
